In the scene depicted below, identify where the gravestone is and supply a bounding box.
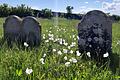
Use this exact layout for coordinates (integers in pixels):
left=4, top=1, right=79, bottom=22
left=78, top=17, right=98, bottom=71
left=78, top=10, right=112, bottom=61
left=22, top=16, right=41, bottom=47
left=3, top=15, right=22, bottom=47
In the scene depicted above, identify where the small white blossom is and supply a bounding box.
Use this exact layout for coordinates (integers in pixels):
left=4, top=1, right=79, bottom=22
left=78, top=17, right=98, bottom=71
left=117, top=40, right=120, bottom=45
left=43, top=54, right=46, bottom=57
left=40, top=58, right=45, bottom=64
left=73, top=35, right=75, bottom=38
left=65, top=62, right=70, bottom=67
left=59, top=39, right=63, bottom=45
left=45, top=40, right=49, bottom=43
left=25, top=68, right=33, bottom=74
left=69, top=58, right=77, bottom=63
left=53, top=49, right=57, bottom=52
left=57, top=50, right=62, bottom=55
left=103, top=52, right=109, bottom=58
left=63, top=49, right=68, bottom=53
left=76, top=51, right=81, bottom=56
left=87, top=52, right=91, bottom=57
left=68, top=46, right=71, bottom=49
left=24, top=42, right=29, bottom=47
left=70, top=50, right=74, bottom=54
left=64, top=56, right=68, bottom=60
left=64, top=42, right=68, bottom=46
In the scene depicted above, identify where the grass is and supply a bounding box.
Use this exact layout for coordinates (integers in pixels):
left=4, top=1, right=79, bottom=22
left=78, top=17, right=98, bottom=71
left=0, top=17, right=120, bottom=80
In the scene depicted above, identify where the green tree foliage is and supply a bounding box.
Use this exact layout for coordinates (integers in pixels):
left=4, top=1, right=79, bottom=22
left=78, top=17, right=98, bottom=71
left=112, top=15, right=120, bottom=21
left=0, top=4, right=33, bottom=17
left=66, top=6, right=73, bottom=19
left=41, top=8, right=53, bottom=19
left=10, top=4, right=33, bottom=17
left=0, top=4, right=11, bottom=17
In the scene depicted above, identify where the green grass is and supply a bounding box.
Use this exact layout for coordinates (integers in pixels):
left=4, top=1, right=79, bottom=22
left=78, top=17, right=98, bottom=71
left=0, top=17, right=120, bottom=80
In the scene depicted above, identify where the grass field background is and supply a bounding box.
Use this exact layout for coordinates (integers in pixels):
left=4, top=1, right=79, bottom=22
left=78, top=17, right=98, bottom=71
left=0, top=17, right=120, bottom=80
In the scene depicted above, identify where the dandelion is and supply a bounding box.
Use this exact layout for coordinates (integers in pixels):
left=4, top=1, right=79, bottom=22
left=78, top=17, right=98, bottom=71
left=103, top=52, right=109, bottom=58
left=65, top=62, right=70, bottom=67
left=87, top=52, right=91, bottom=57
left=57, top=50, right=62, bottom=55
left=70, top=50, right=74, bottom=54
left=53, top=49, right=57, bottom=52
left=40, top=58, right=45, bottom=64
left=76, top=51, right=81, bottom=56
left=24, top=42, right=29, bottom=47
left=63, top=49, right=68, bottom=53
left=64, top=56, right=67, bottom=60
left=25, top=68, right=33, bottom=74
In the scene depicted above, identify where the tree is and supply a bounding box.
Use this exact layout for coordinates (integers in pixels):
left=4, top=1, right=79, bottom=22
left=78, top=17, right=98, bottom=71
left=0, top=3, right=11, bottom=17
left=66, top=6, right=73, bottom=19
left=41, top=8, right=53, bottom=19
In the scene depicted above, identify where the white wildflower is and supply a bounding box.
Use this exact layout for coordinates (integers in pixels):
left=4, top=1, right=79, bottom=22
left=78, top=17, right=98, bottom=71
left=53, top=49, right=57, bottom=52
left=45, top=40, right=49, bottom=43
left=76, top=51, right=81, bottom=56
left=63, top=49, right=68, bottom=53
left=59, top=39, right=63, bottom=45
left=70, top=50, right=74, bottom=54
left=73, top=35, right=75, bottom=38
left=117, top=40, right=120, bottom=45
left=64, top=42, right=68, bottom=46
left=103, top=52, right=109, bottom=58
left=25, top=68, right=33, bottom=74
left=40, top=58, right=45, bottom=64
left=65, top=62, right=70, bottom=67
left=43, top=54, right=46, bottom=57
left=68, top=46, right=71, bottom=49
left=69, top=58, right=77, bottom=63
left=24, top=42, right=29, bottom=47
left=64, top=56, right=67, bottom=60
left=87, top=52, right=91, bottom=57
left=57, top=50, right=62, bottom=55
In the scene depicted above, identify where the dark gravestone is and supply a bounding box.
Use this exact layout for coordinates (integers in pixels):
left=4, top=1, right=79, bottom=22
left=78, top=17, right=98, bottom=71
left=22, top=16, right=41, bottom=47
left=3, top=15, right=22, bottom=47
left=78, top=10, right=112, bottom=61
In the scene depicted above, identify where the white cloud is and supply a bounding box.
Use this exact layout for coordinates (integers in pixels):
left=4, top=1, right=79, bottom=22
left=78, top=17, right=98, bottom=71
left=85, top=2, right=88, bottom=4
left=102, top=0, right=120, bottom=15
left=95, top=0, right=100, bottom=3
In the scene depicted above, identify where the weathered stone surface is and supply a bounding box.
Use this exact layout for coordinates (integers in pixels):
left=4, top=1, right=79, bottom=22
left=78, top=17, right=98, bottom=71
left=22, top=16, right=41, bottom=47
left=3, top=15, right=22, bottom=47
left=78, top=10, right=112, bottom=60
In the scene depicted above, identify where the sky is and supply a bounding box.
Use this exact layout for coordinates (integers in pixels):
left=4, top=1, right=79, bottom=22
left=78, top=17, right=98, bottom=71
left=0, top=0, right=120, bottom=15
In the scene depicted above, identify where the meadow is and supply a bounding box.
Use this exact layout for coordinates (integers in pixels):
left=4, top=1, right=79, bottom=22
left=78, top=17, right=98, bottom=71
left=0, top=17, right=120, bottom=80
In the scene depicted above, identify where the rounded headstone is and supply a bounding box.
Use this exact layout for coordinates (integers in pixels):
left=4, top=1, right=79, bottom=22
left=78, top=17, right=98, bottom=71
left=78, top=10, right=112, bottom=60
left=3, top=15, right=22, bottom=47
left=22, top=16, right=41, bottom=47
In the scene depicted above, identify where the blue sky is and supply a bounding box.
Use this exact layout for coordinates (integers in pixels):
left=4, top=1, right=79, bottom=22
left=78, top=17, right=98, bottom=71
left=0, top=0, right=120, bottom=15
